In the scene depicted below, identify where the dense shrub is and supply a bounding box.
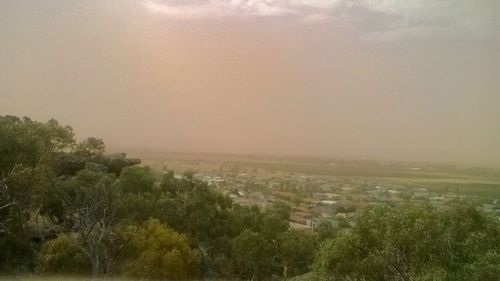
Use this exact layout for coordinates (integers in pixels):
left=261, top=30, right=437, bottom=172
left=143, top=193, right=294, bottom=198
left=36, top=234, right=90, bottom=274
left=122, top=219, right=201, bottom=280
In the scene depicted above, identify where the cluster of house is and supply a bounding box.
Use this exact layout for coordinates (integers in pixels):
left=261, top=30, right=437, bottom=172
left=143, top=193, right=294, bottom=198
left=192, top=171, right=500, bottom=230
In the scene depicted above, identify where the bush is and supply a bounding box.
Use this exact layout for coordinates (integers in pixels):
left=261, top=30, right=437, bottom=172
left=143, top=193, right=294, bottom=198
left=123, top=219, right=201, bottom=280
left=36, top=234, right=90, bottom=274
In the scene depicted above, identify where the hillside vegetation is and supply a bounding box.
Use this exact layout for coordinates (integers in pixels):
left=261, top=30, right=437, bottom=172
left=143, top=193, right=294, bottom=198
left=1, top=115, right=500, bottom=281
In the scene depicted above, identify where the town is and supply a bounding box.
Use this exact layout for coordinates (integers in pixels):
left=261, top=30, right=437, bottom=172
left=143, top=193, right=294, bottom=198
left=138, top=153, right=500, bottom=232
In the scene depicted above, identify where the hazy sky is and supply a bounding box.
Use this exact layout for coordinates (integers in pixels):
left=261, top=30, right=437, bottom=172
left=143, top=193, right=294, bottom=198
left=1, top=0, right=499, bottom=165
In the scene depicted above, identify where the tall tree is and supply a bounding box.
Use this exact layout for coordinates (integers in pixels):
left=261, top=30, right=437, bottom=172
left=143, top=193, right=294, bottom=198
left=0, top=116, right=74, bottom=270
left=47, top=170, right=122, bottom=275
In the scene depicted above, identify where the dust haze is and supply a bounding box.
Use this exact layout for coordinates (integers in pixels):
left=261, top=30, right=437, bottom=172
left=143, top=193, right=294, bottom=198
left=1, top=0, right=499, bottom=166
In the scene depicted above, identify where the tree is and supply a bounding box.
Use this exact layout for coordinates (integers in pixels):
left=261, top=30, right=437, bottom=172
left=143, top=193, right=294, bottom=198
left=261, top=207, right=290, bottom=241
left=230, top=204, right=264, bottom=234
left=0, top=116, right=74, bottom=271
left=159, top=174, right=233, bottom=266
left=312, top=204, right=500, bottom=281
left=123, top=219, right=200, bottom=280
left=231, top=229, right=273, bottom=281
left=46, top=169, right=122, bottom=276
left=117, top=166, right=155, bottom=194
left=76, top=137, right=105, bottom=157
left=227, top=202, right=294, bottom=280
left=313, top=230, right=371, bottom=281
left=277, top=229, right=317, bottom=280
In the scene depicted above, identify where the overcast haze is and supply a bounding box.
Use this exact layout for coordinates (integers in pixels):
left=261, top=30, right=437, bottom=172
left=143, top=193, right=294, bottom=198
left=1, top=0, right=499, bottom=165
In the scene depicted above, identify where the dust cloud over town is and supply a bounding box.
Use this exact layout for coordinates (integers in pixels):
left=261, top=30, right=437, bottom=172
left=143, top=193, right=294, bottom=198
left=1, top=0, right=499, bottom=165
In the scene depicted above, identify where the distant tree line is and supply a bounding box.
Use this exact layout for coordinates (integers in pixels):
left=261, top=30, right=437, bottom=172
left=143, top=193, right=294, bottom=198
left=1, top=115, right=499, bottom=281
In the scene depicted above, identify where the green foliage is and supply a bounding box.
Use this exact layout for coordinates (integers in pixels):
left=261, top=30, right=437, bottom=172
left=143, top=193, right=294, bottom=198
left=44, top=169, right=123, bottom=275
left=461, top=251, right=500, bottom=281
left=313, top=204, right=500, bottom=281
left=159, top=173, right=234, bottom=255
left=267, top=201, right=292, bottom=221
left=230, top=205, right=263, bottom=234
left=123, top=219, right=200, bottom=280
left=36, top=235, right=90, bottom=274
left=314, top=221, right=337, bottom=242
left=118, top=166, right=155, bottom=194
left=0, top=116, right=75, bottom=273
left=231, top=229, right=273, bottom=280
left=5, top=115, right=498, bottom=281
left=75, top=137, right=105, bottom=157
left=0, top=116, right=74, bottom=174
left=227, top=203, right=302, bottom=280
left=277, top=230, right=317, bottom=279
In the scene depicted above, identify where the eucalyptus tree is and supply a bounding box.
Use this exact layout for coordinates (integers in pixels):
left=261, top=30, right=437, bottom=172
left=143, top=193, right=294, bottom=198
left=313, top=204, right=500, bottom=281
left=0, top=116, right=74, bottom=270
